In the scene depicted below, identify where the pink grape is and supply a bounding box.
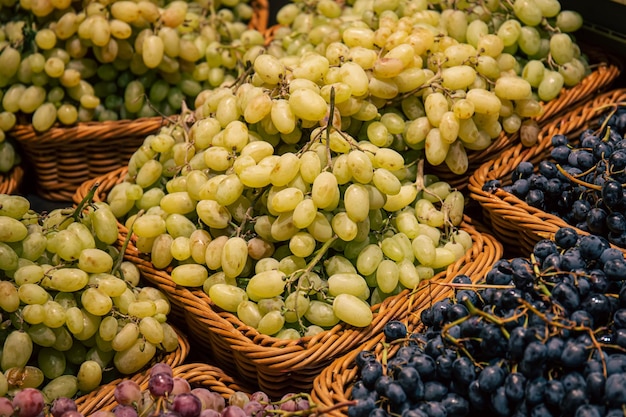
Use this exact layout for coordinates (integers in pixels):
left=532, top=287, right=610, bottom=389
left=0, top=397, right=14, bottom=417
left=61, top=411, right=84, bottom=417
left=220, top=406, right=246, bottom=417
left=191, top=389, right=224, bottom=412
left=242, top=401, right=264, bottom=417
left=150, top=363, right=173, bottom=378
left=171, top=377, right=191, bottom=395
left=198, top=411, right=219, bottom=417
left=13, top=388, right=45, bottom=417
left=88, top=412, right=115, bottom=417
left=278, top=394, right=298, bottom=412
left=114, top=380, right=142, bottom=406
left=112, top=405, right=138, bottom=417
left=249, top=391, right=269, bottom=404
left=51, top=397, right=78, bottom=417
left=168, top=393, right=202, bottom=417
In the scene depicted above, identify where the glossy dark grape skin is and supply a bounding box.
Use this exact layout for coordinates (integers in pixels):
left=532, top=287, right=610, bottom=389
left=383, top=321, right=408, bottom=342
left=149, top=373, right=175, bottom=398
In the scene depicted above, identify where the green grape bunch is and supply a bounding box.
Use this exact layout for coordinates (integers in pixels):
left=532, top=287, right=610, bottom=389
left=0, top=0, right=264, bottom=134
left=105, top=85, right=472, bottom=338
left=262, top=0, right=587, bottom=173
left=0, top=193, right=179, bottom=402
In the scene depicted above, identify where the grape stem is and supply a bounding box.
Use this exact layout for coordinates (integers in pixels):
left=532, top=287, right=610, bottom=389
left=111, top=210, right=144, bottom=278
left=462, top=299, right=511, bottom=339
left=555, top=164, right=602, bottom=190
left=72, top=182, right=99, bottom=222
left=287, top=235, right=338, bottom=332
left=518, top=298, right=608, bottom=375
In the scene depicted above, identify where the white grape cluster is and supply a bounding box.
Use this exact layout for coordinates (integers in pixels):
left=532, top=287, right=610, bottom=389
left=0, top=194, right=179, bottom=402
left=107, top=78, right=472, bottom=337
left=262, top=0, right=587, bottom=171
left=0, top=0, right=263, bottom=133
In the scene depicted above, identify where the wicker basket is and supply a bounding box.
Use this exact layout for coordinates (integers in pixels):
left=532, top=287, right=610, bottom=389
left=76, top=362, right=244, bottom=416
left=11, top=117, right=167, bottom=202
left=468, top=88, right=626, bottom=257
left=74, top=173, right=503, bottom=398
left=426, top=47, right=621, bottom=190
left=0, top=165, right=24, bottom=195
left=309, top=227, right=501, bottom=416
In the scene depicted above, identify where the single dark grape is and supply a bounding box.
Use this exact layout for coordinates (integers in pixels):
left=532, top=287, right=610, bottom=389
left=360, top=361, right=383, bottom=389
left=450, top=357, right=475, bottom=386
left=149, top=373, right=175, bottom=397
left=560, top=342, right=588, bottom=368
left=355, top=351, right=377, bottom=369
left=440, top=393, right=469, bottom=417
left=525, top=189, right=545, bottom=209
left=554, top=227, right=579, bottom=248
left=383, top=321, right=407, bottom=342
left=423, top=381, right=448, bottom=402
left=544, top=379, right=565, bottom=406
left=490, top=385, right=511, bottom=416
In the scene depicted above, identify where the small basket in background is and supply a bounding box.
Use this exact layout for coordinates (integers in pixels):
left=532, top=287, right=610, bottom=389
left=0, top=165, right=24, bottom=195
left=468, top=88, right=626, bottom=257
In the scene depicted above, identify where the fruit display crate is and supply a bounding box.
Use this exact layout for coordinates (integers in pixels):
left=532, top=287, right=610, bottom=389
left=73, top=168, right=503, bottom=399
left=468, top=88, right=626, bottom=257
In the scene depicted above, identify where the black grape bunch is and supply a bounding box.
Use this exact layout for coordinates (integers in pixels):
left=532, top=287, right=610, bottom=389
left=483, top=104, right=626, bottom=248
left=349, top=226, right=626, bottom=417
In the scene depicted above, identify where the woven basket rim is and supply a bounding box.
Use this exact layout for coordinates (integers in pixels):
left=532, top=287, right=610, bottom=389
left=468, top=87, right=626, bottom=255
left=0, top=165, right=24, bottom=195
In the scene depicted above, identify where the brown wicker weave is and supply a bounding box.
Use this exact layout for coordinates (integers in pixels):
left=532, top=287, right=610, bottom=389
left=74, top=169, right=503, bottom=398
left=76, top=362, right=244, bottom=416
left=0, top=165, right=24, bottom=195
left=11, top=117, right=167, bottom=202
left=468, top=88, right=626, bottom=257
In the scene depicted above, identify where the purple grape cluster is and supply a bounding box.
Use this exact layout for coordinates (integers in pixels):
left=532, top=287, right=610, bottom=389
left=348, top=227, right=626, bottom=417
left=105, top=363, right=313, bottom=417
left=483, top=107, right=626, bottom=248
